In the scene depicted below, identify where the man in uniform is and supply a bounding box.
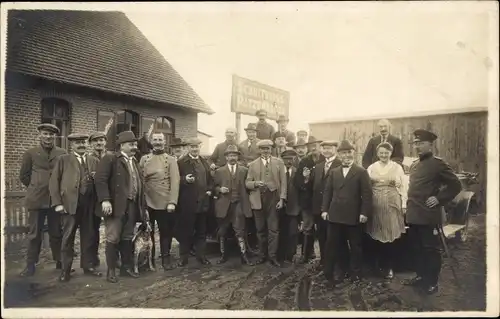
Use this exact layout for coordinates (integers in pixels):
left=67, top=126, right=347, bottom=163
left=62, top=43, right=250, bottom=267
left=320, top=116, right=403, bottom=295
left=49, top=133, right=102, bottom=281
left=254, top=109, right=276, bottom=140
left=403, top=129, right=461, bottom=294
left=362, top=119, right=404, bottom=168
left=210, top=127, right=243, bottom=169
left=213, top=145, right=254, bottom=265
left=275, top=115, right=296, bottom=145
left=19, top=123, right=66, bottom=277
left=239, top=123, right=261, bottom=167
left=139, top=132, right=180, bottom=271
left=246, top=140, right=287, bottom=267
left=95, top=131, right=150, bottom=283
left=170, top=137, right=187, bottom=160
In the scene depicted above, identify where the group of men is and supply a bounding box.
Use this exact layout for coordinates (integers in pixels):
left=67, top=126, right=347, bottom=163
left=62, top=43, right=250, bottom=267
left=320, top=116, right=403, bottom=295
left=18, top=108, right=462, bottom=295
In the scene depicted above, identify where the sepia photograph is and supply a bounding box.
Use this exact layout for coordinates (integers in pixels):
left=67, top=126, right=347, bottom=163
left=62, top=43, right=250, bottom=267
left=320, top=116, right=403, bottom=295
left=1, top=1, right=498, bottom=318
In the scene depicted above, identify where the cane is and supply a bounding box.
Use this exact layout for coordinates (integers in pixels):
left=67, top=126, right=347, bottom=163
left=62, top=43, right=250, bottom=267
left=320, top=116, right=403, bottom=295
left=436, top=224, right=461, bottom=287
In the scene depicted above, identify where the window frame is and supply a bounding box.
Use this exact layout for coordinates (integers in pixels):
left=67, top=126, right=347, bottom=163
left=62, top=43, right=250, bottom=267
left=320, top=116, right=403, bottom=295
left=40, top=97, right=71, bottom=150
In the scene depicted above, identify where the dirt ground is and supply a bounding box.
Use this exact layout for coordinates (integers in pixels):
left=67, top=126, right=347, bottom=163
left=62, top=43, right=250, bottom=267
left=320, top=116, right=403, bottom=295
left=3, top=214, right=486, bottom=312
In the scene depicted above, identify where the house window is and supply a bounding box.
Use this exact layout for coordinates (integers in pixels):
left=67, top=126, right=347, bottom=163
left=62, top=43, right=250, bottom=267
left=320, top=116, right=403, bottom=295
left=155, top=116, right=175, bottom=153
left=41, top=98, right=70, bottom=149
left=97, top=110, right=116, bottom=150
left=116, top=110, right=139, bottom=137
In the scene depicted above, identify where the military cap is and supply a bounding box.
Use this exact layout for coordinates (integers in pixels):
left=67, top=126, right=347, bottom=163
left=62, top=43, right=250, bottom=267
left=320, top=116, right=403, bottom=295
left=37, top=123, right=60, bottom=134
left=320, top=140, right=339, bottom=147
left=170, top=137, right=187, bottom=147
left=185, top=137, right=202, bottom=146
left=224, top=144, right=241, bottom=155
left=412, top=129, right=438, bottom=143
left=244, top=123, right=258, bottom=131
left=257, top=139, right=274, bottom=148
left=281, top=149, right=297, bottom=159
left=305, top=136, right=323, bottom=145
left=276, top=115, right=289, bottom=123
left=67, top=133, right=89, bottom=141
left=255, top=109, right=267, bottom=116
left=337, top=140, right=355, bottom=152
left=88, top=131, right=107, bottom=142
left=294, top=138, right=308, bottom=148
left=116, top=131, right=137, bottom=145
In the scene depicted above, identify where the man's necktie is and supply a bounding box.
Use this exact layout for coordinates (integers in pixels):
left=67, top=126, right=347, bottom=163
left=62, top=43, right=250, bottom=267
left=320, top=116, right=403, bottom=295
left=324, top=161, right=331, bottom=176
left=286, top=169, right=290, bottom=183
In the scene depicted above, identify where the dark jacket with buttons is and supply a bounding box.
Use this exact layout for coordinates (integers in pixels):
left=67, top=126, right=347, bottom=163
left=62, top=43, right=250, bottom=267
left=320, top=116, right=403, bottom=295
left=308, top=158, right=343, bottom=216
left=406, top=153, right=462, bottom=225
left=293, top=153, right=326, bottom=210
left=19, top=145, right=67, bottom=210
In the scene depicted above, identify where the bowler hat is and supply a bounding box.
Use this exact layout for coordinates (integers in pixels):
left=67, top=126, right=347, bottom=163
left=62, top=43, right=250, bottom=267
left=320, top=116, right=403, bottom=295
left=412, top=129, right=438, bottom=143
left=276, top=115, right=289, bottom=123
left=116, top=131, right=137, bottom=145
left=37, top=123, right=60, bottom=134
left=185, top=137, right=202, bottom=146
left=320, top=140, right=339, bottom=147
left=305, top=136, right=323, bottom=145
left=257, top=139, right=273, bottom=148
left=88, top=131, right=107, bottom=142
left=294, top=138, right=308, bottom=148
left=170, top=137, right=187, bottom=147
left=224, top=144, right=241, bottom=155
left=67, top=133, right=89, bottom=141
left=244, top=123, right=257, bottom=131
left=281, top=149, right=297, bottom=158
left=337, top=140, right=355, bottom=152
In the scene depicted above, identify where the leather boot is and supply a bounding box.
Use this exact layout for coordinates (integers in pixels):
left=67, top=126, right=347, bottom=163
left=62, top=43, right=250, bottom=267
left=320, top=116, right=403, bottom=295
left=119, top=241, right=139, bottom=278
left=217, top=237, right=227, bottom=264
left=19, top=263, right=36, bottom=277
left=105, top=242, right=118, bottom=283
left=237, top=237, right=254, bottom=266
left=162, top=255, right=175, bottom=271
left=298, top=235, right=313, bottom=264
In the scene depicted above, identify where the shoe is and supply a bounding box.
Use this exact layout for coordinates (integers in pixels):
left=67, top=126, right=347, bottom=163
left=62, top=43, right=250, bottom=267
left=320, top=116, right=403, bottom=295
left=106, top=268, right=118, bottom=283
left=241, top=253, right=254, bottom=266
left=402, top=276, right=424, bottom=287
left=217, top=237, right=227, bottom=264
left=351, top=275, right=362, bottom=284
left=384, top=269, right=394, bottom=280
left=255, top=257, right=267, bottom=265
left=177, top=257, right=188, bottom=267
left=197, top=257, right=211, bottom=265
left=162, top=256, right=175, bottom=271
left=19, top=264, right=36, bottom=277
left=83, top=268, right=102, bottom=277
left=424, top=284, right=439, bottom=295
left=189, top=249, right=196, bottom=257
left=269, top=258, right=282, bottom=268
left=58, top=270, right=71, bottom=282
left=56, top=261, right=75, bottom=273
left=120, top=268, right=140, bottom=278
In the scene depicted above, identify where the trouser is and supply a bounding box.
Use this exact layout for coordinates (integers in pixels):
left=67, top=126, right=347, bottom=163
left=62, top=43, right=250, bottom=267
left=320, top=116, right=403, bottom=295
left=314, top=215, right=329, bottom=265
left=178, top=213, right=207, bottom=259
left=277, top=214, right=299, bottom=261
left=408, top=224, right=442, bottom=286
left=373, top=239, right=396, bottom=270
left=253, top=190, right=280, bottom=259
left=324, top=222, right=363, bottom=280
left=217, top=202, right=246, bottom=239
left=81, top=201, right=101, bottom=268
left=26, top=208, right=62, bottom=265
left=149, top=208, right=178, bottom=260
left=104, top=200, right=138, bottom=270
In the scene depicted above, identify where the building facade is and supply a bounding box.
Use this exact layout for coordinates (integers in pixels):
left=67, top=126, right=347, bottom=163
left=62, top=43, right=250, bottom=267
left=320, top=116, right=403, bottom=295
left=197, top=130, right=213, bottom=157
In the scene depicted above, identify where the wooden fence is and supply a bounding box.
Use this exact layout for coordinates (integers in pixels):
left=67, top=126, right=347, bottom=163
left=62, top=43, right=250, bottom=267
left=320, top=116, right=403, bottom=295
left=3, top=177, right=29, bottom=250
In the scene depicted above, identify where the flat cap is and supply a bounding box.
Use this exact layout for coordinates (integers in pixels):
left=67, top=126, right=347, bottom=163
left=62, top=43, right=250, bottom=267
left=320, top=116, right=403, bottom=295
left=413, top=129, right=438, bottom=143
left=337, top=140, right=355, bottom=152
left=224, top=144, right=241, bottom=155
left=37, top=123, right=60, bottom=134
left=257, top=139, right=274, bottom=148
left=320, top=140, right=339, bottom=147
left=67, top=133, right=89, bottom=141
left=281, top=149, right=297, bottom=158
left=255, top=109, right=267, bottom=116
left=276, top=115, right=289, bottom=123
left=297, top=130, right=308, bottom=135
left=185, top=137, right=202, bottom=145
left=88, top=131, right=107, bottom=142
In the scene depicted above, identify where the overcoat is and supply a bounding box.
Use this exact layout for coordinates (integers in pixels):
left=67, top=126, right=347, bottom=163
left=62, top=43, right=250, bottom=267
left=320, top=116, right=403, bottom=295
left=321, top=164, right=373, bottom=225
left=245, top=156, right=287, bottom=210
left=19, top=145, right=67, bottom=210
left=305, top=158, right=343, bottom=216
left=176, top=155, right=213, bottom=215
left=94, top=152, right=147, bottom=221
left=293, top=153, right=326, bottom=210
left=362, top=134, right=404, bottom=169
left=284, top=166, right=300, bottom=216
left=213, top=164, right=252, bottom=219
left=49, top=153, right=99, bottom=215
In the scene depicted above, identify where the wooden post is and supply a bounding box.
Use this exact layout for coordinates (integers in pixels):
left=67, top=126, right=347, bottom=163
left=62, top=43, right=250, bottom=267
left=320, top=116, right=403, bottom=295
left=235, top=112, right=241, bottom=143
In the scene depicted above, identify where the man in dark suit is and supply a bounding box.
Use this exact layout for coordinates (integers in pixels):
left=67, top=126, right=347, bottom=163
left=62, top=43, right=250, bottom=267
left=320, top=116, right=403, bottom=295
left=170, top=137, right=187, bottom=160
left=254, top=109, right=276, bottom=140
left=246, top=139, right=287, bottom=267
left=277, top=149, right=301, bottom=264
left=94, top=131, right=150, bottom=283
left=362, top=119, right=404, bottom=168
left=239, top=123, right=261, bottom=167
left=88, top=131, right=114, bottom=160
left=19, top=123, right=66, bottom=277
left=402, top=129, right=461, bottom=294
left=213, top=145, right=254, bottom=265
left=321, top=140, right=373, bottom=288
left=176, top=137, right=213, bottom=267
left=292, top=138, right=308, bottom=168
left=49, top=133, right=102, bottom=281
left=275, top=115, right=296, bottom=145
left=210, top=127, right=243, bottom=169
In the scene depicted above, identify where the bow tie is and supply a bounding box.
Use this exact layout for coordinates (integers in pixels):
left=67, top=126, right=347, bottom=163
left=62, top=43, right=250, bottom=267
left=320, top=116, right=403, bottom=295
left=342, top=164, right=351, bottom=168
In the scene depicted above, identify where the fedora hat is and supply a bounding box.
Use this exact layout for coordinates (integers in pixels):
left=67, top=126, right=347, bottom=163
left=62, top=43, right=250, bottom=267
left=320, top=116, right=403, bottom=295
left=185, top=137, right=202, bottom=146
left=281, top=149, right=297, bottom=158
left=305, top=136, right=323, bottom=145
left=224, top=144, right=241, bottom=156
left=337, top=140, right=355, bottom=152
left=170, top=137, right=187, bottom=147
left=244, top=123, right=258, bottom=131
left=116, top=131, right=137, bottom=145
left=294, top=138, right=308, bottom=148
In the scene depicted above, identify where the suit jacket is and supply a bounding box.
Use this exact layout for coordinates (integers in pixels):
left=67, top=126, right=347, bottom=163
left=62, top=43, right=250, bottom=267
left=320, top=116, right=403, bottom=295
left=49, top=153, right=99, bottom=215
left=239, top=138, right=261, bottom=166
left=177, top=155, right=213, bottom=215
left=210, top=141, right=244, bottom=168
left=304, top=157, right=343, bottom=215
left=245, top=156, right=287, bottom=210
left=94, top=152, right=147, bottom=221
left=293, top=153, right=326, bottom=210
left=213, top=164, right=252, bottom=218
left=321, top=164, right=373, bottom=225
left=362, top=134, right=404, bottom=169
left=255, top=121, right=276, bottom=140
left=284, top=166, right=300, bottom=216
left=19, top=145, right=67, bottom=210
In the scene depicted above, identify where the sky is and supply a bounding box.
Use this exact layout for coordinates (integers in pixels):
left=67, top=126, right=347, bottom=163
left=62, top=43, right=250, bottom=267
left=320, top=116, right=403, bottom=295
left=124, top=2, right=495, bottom=147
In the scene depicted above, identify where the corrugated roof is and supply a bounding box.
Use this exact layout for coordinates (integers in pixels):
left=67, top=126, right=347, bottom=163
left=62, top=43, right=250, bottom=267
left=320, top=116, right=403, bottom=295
left=6, top=10, right=214, bottom=114
left=309, top=106, right=488, bottom=125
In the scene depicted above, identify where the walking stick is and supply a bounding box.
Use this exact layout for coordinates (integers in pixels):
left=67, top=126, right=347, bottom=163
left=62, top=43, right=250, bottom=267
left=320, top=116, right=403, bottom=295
left=436, top=224, right=461, bottom=287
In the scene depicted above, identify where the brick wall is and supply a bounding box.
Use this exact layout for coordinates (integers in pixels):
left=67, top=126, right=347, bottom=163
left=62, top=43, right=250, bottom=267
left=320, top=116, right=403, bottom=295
left=4, top=73, right=198, bottom=189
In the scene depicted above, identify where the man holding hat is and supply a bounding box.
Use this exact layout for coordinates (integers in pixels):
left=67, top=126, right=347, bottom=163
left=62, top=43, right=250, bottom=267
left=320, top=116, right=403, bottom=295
left=213, top=145, right=254, bottom=265
left=403, top=129, right=461, bottom=294
left=19, top=123, right=66, bottom=277
left=239, top=123, right=261, bottom=166
left=88, top=131, right=113, bottom=160
left=245, top=139, right=287, bottom=267
left=170, top=137, right=187, bottom=160
left=49, top=133, right=102, bottom=281
left=254, top=109, right=276, bottom=140
left=94, top=131, right=149, bottom=283
left=321, top=139, right=373, bottom=288
left=209, top=127, right=243, bottom=170
left=175, top=137, right=213, bottom=267
left=276, top=115, right=296, bottom=145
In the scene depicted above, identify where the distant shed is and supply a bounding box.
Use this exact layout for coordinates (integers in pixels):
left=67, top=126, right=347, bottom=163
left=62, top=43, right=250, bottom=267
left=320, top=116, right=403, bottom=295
left=309, top=107, right=488, bottom=209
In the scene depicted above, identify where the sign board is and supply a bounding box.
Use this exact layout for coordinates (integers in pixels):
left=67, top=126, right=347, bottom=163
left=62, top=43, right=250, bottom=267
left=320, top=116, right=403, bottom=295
left=231, top=74, right=290, bottom=121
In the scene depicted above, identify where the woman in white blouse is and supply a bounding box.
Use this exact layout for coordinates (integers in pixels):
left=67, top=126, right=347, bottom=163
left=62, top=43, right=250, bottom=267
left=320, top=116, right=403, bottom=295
left=366, top=142, right=406, bottom=280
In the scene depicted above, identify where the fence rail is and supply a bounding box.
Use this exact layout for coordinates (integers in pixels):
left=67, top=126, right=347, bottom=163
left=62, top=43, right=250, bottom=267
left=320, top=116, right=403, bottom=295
left=3, top=177, right=29, bottom=250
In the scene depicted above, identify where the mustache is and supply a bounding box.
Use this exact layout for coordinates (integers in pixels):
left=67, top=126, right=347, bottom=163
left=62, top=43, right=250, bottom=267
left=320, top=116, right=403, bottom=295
left=130, top=148, right=138, bottom=152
